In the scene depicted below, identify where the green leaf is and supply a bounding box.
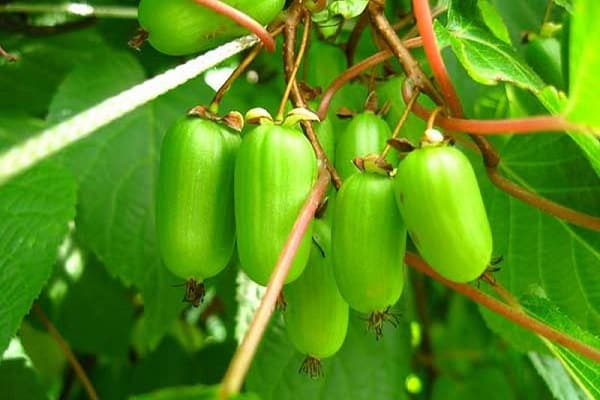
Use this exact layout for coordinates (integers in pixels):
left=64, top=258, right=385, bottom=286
left=566, top=0, right=600, bottom=129
left=246, top=313, right=411, bottom=400
left=432, top=368, right=513, bottom=400
left=0, top=358, right=49, bottom=400
left=0, top=30, right=110, bottom=116
left=437, top=0, right=544, bottom=91
left=0, top=113, right=46, bottom=150
left=478, top=0, right=511, bottom=43
left=0, top=162, right=77, bottom=354
left=537, top=87, right=600, bottom=176
left=129, top=384, right=260, bottom=400
left=55, top=256, right=134, bottom=357
left=46, top=48, right=214, bottom=348
left=522, top=294, right=600, bottom=399
left=554, top=0, right=573, bottom=13
left=469, top=90, right=600, bottom=395
left=329, top=0, right=369, bottom=19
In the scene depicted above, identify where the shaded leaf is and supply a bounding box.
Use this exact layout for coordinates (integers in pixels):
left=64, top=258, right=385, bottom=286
left=0, top=358, right=48, bottom=400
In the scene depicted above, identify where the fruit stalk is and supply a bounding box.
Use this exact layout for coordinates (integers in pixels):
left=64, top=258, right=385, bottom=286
left=220, top=164, right=330, bottom=398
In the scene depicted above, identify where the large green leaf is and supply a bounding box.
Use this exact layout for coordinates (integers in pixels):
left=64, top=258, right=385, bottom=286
left=46, top=47, right=214, bottom=348
left=565, top=0, right=600, bottom=165
left=0, top=161, right=77, bottom=354
left=469, top=87, right=600, bottom=395
left=246, top=312, right=411, bottom=400
left=523, top=294, right=600, bottom=399
left=436, top=0, right=544, bottom=91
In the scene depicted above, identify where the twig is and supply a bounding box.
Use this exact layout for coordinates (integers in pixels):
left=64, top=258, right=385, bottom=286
left=33, top=304, right=98, bottom=400
left=283, top=3, right=342, bottom=189
left=345, top=10, right=369, bottom=67
left=210, top=24, right=285, bottom=110
left=367, top=0, right=444, bottom=105
left=405, top=253, right=600, bottom=364
left=379, top=87, right=420, bottom=160
left=0, top=35, right=259, bottom=185
left=412, top=0, right=462, bottom=116
left=276, top=14, right=311, bottom=120
left=0, top=44, right=17, bottom=61
left=219, top=164, right=331, bottom=398
left=193, top=0, right=276, bottom=52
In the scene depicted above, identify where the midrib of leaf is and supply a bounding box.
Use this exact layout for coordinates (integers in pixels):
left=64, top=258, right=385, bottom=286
left=543, top=338, right=599, bottom=399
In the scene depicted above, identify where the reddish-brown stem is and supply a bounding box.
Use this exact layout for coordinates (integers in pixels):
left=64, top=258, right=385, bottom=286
left=367, top=1, right=444, bottom=105
left=317, top=37, right=422, bottom=120
left=33, top=304, right=98, bottom=400
left=219, top=165, right=330, bottom=398
left=345, top=10, right=369, bottom=67
left=405, top=253, right=600, bottom=364
left=409, top=97, right=581, bottom=134
left=193, top=0, right=276, bottom=52
left=486, top=167, right=600, bottom=231
left=412, top=0, right=462, bottom=116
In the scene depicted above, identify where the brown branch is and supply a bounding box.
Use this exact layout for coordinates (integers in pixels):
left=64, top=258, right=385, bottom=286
left=210, top=24, right=285, bottom=109
left=219, top=164, right=331, bottom=398
left=367, top=0, right=444, bottom=105
left=33, top=304, right=98, bottom=400
left=405, top=253, right=600, bottom=364
left=412, top=0, right=462, bottom=116
left=193, top=0, right=276, bottom=52
left=276, top=14, right=311, bottom=120
left=283, top=3, right=342, bottom=189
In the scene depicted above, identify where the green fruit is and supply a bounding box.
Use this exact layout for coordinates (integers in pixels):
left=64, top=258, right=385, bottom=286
left=284, top=219, right=349, bottom=361
left=335, top=112, right=396, bottom=180
left=138, top=0, right=285, bottom=56
left=332, top=171, right=406, bottom=316
left=156, top=116, right=240, bottom=281
left=235, top=124, right=317, bottom=285
left=394, top=145, right=492, bottom=283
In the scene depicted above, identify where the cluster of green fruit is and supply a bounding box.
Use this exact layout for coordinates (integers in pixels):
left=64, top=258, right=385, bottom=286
left=156, top=107, right=493, bottom=375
